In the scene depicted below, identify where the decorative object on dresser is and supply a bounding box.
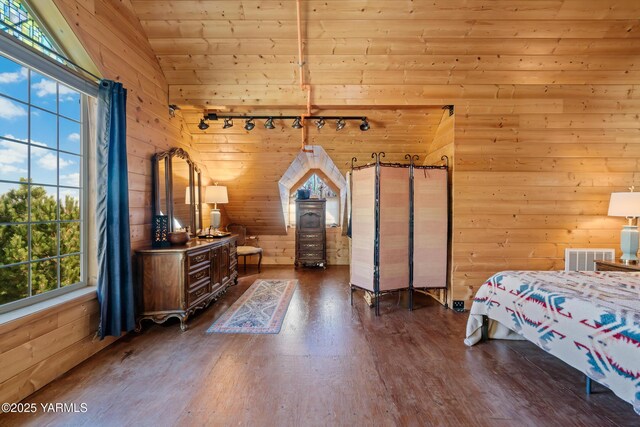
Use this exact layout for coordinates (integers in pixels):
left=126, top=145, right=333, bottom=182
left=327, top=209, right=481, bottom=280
left=608, top=188, right=640, bottom=263
left=205, top=184, right=229, bottom=236
left=136, top=236, right=238, bottom=331
left=595, top=259, right=640, bottom=272
left=295, top=199, right=327, bottom=268
left=226, top=224, right=263, bottom=273
left=152, top=215, right=170, bottom=248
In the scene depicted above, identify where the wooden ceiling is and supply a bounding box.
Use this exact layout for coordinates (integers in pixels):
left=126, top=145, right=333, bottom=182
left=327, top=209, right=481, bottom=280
left=130, top=0, right=640, bottom=110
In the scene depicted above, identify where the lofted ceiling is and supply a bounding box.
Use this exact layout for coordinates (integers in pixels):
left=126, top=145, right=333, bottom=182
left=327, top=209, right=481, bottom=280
left=126, top=0, right=640, bottom=245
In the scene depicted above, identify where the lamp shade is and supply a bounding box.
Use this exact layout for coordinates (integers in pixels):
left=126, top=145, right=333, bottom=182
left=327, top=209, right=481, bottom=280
left=205, top=185, right=228, bottom=204
left=608, top=192, right=640, bottom=217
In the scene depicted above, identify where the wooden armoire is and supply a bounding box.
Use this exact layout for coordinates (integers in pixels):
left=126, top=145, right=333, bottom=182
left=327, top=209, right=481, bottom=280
left=295, top=199, right=327, bottom=268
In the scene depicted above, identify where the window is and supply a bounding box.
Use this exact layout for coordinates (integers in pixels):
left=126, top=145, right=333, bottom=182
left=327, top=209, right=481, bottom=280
left=0, top=0, right=60, bottom=61
left=289, top=173, right=340, bottom=227
left=0, top=1, right=91, bottom=312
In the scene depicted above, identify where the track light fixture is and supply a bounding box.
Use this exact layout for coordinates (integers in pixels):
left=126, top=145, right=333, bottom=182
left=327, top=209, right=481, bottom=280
left=264, top=117, right=275, bottom=129
left=198, top=118, right=209, bottom=130
left=199, top=113, right=370, bottom=131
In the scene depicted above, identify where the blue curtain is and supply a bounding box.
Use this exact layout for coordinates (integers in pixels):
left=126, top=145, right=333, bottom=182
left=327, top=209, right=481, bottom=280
left=96, top=80, right=135, bottom=339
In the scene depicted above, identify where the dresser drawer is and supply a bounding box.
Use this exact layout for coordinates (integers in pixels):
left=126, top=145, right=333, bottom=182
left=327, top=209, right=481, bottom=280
left=298, top=232, right=323, bottom=241
left=187, top=265, right=210, bottom=289
left=187, top=249, right=210, bottom=270
left=298, top=250, right=324, bottom=260
left=299, top=241, right=324, bottom=251
left=187, top=280, right=211, bottom=306
left=299, top=201, right=325, bottom=210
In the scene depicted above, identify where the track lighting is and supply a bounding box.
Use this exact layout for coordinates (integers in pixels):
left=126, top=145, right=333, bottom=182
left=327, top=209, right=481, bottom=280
left=198, top=118, right=209, bottom=130
left=264, top=117, right=275, bottom=129
left=199, top=113, right=370, bottom=132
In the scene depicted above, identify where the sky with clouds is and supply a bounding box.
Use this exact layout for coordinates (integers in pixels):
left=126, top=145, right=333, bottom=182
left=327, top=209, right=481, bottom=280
left=0, top=54, right=82, bottom=202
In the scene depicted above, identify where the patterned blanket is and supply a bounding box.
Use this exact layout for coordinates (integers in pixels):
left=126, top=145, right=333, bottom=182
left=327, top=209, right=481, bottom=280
left=465, top=271, right=640, bottom=415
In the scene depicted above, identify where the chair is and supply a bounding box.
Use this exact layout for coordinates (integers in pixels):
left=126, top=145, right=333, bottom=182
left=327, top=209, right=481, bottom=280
left=226, top=223, right=263, bottom=273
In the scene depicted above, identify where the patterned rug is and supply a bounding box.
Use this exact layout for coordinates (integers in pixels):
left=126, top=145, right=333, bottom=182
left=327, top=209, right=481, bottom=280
left=207, top=279, right=298, bottom=334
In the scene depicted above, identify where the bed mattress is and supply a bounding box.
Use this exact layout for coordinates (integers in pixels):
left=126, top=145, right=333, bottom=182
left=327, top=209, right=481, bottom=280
left=465, top=270, right=640, bottom=415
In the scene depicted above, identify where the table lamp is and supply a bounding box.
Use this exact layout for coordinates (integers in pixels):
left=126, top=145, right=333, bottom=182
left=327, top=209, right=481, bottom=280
left=205, top=184, right=228, bottom=235
left=608, top=188, right=640, bottom=263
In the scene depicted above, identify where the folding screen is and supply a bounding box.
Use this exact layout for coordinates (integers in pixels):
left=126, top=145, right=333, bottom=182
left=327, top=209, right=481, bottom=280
left=350, top=166, right=375, bottom=292
left=349, top=153, right=449, bottom=315
left=413, top=168, right=448, bottom=289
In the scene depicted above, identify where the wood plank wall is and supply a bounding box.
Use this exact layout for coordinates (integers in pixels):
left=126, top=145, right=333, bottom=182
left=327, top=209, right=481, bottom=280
left=185, top=107, right=444, bottom=235
left=0, top=0, right=204, bottom=404
left=240, top=227, right=349, bottom=266
left=148, top=0, right=639, bottom=306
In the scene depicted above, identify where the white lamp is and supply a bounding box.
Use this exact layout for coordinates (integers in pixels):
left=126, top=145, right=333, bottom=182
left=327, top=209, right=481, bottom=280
left=205, top=184, right=228, bottom=234
left=608, top=189, right=640, bottom=263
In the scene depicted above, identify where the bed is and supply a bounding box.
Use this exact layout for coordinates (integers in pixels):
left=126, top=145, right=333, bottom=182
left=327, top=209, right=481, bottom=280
left=465, top=270, right=640, bottom=415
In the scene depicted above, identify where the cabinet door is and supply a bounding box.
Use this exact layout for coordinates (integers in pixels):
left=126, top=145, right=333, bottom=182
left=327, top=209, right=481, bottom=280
left=211, top=246, right=222, bottom=288
left=298, top=209, right=324, bottom=230
left=220, top=243, right=230, bottom=283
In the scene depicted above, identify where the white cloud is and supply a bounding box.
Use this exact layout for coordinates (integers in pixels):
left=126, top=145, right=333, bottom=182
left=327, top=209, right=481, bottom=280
left=60, top=173, right=79, bottom=187
left=67, top=132, right=80, bottom=142
left=0, top=67, right=28, bottom=84
left=0, top=139, right=27, bottom=167
left=32, top=78, right=77, bottom=100
left=0, top=97, right=27, bottom=119
left=59, top=156, right=74, bottom=169
left=36, top=152, right=75, bottom=170
left=0, top=164, right=27, bottom=175
left=37, top=152, right=58, bottom=170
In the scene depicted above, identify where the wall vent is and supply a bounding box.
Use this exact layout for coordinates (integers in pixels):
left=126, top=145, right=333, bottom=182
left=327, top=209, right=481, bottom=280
left=564, top=248, right=615, bottom=272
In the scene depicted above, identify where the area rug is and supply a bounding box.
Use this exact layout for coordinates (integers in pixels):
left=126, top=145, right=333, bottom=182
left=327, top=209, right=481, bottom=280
left=207, top=279, right=298, bottom=334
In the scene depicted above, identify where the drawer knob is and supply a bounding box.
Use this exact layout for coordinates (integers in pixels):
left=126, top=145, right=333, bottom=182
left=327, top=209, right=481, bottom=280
left=194, top=254, right=206, bottom=263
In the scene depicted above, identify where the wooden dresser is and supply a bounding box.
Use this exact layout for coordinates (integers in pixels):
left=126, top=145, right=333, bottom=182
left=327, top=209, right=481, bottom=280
left=136, top=236, right=238, bottom=331
left=295, top=199, right=327, bottom=268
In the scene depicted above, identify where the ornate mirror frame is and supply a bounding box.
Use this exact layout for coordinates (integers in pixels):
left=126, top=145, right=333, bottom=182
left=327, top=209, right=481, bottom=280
left=152, top=148, right=202, bottom=235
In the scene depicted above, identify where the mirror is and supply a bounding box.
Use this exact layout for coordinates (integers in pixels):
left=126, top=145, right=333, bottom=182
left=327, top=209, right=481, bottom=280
left=153, top=148, right=202, bottom=235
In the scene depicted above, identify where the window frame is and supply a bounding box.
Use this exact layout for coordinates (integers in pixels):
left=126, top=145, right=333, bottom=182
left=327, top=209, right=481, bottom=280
left=0, top=27, right=97, bottom=315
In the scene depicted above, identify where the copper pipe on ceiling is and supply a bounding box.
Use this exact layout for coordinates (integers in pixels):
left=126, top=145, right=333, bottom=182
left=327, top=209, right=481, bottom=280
left=296, top=0, right=313, bottom=153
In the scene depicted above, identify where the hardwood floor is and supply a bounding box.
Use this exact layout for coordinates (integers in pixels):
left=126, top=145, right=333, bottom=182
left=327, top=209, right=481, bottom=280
left=1, top=266, right=637, bottom=426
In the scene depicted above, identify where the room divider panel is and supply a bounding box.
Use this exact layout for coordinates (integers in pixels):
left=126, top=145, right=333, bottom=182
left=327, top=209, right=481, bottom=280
left=349, top=153, right=449, bottom=315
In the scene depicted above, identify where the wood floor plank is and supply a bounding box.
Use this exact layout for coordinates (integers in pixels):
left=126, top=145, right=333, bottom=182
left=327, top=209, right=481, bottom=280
left=0, top=266, right=637, bottom=426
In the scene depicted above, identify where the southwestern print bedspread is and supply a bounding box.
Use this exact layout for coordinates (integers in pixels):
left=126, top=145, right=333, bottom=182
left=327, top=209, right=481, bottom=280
left=465, top=270, right=640, bottom=415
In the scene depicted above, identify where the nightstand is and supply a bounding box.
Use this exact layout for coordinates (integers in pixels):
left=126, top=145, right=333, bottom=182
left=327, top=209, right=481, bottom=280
left=594, top=260, right=640, bottom=272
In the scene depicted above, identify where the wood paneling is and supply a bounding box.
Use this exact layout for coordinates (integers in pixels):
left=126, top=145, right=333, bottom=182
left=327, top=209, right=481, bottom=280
left=0, top=0, right=205, bottom=406
left=0, top=292, right=115, bottom=404
left=130, top=0, right=640, bottom=305
left=190, top=107, right=444, bottom=235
